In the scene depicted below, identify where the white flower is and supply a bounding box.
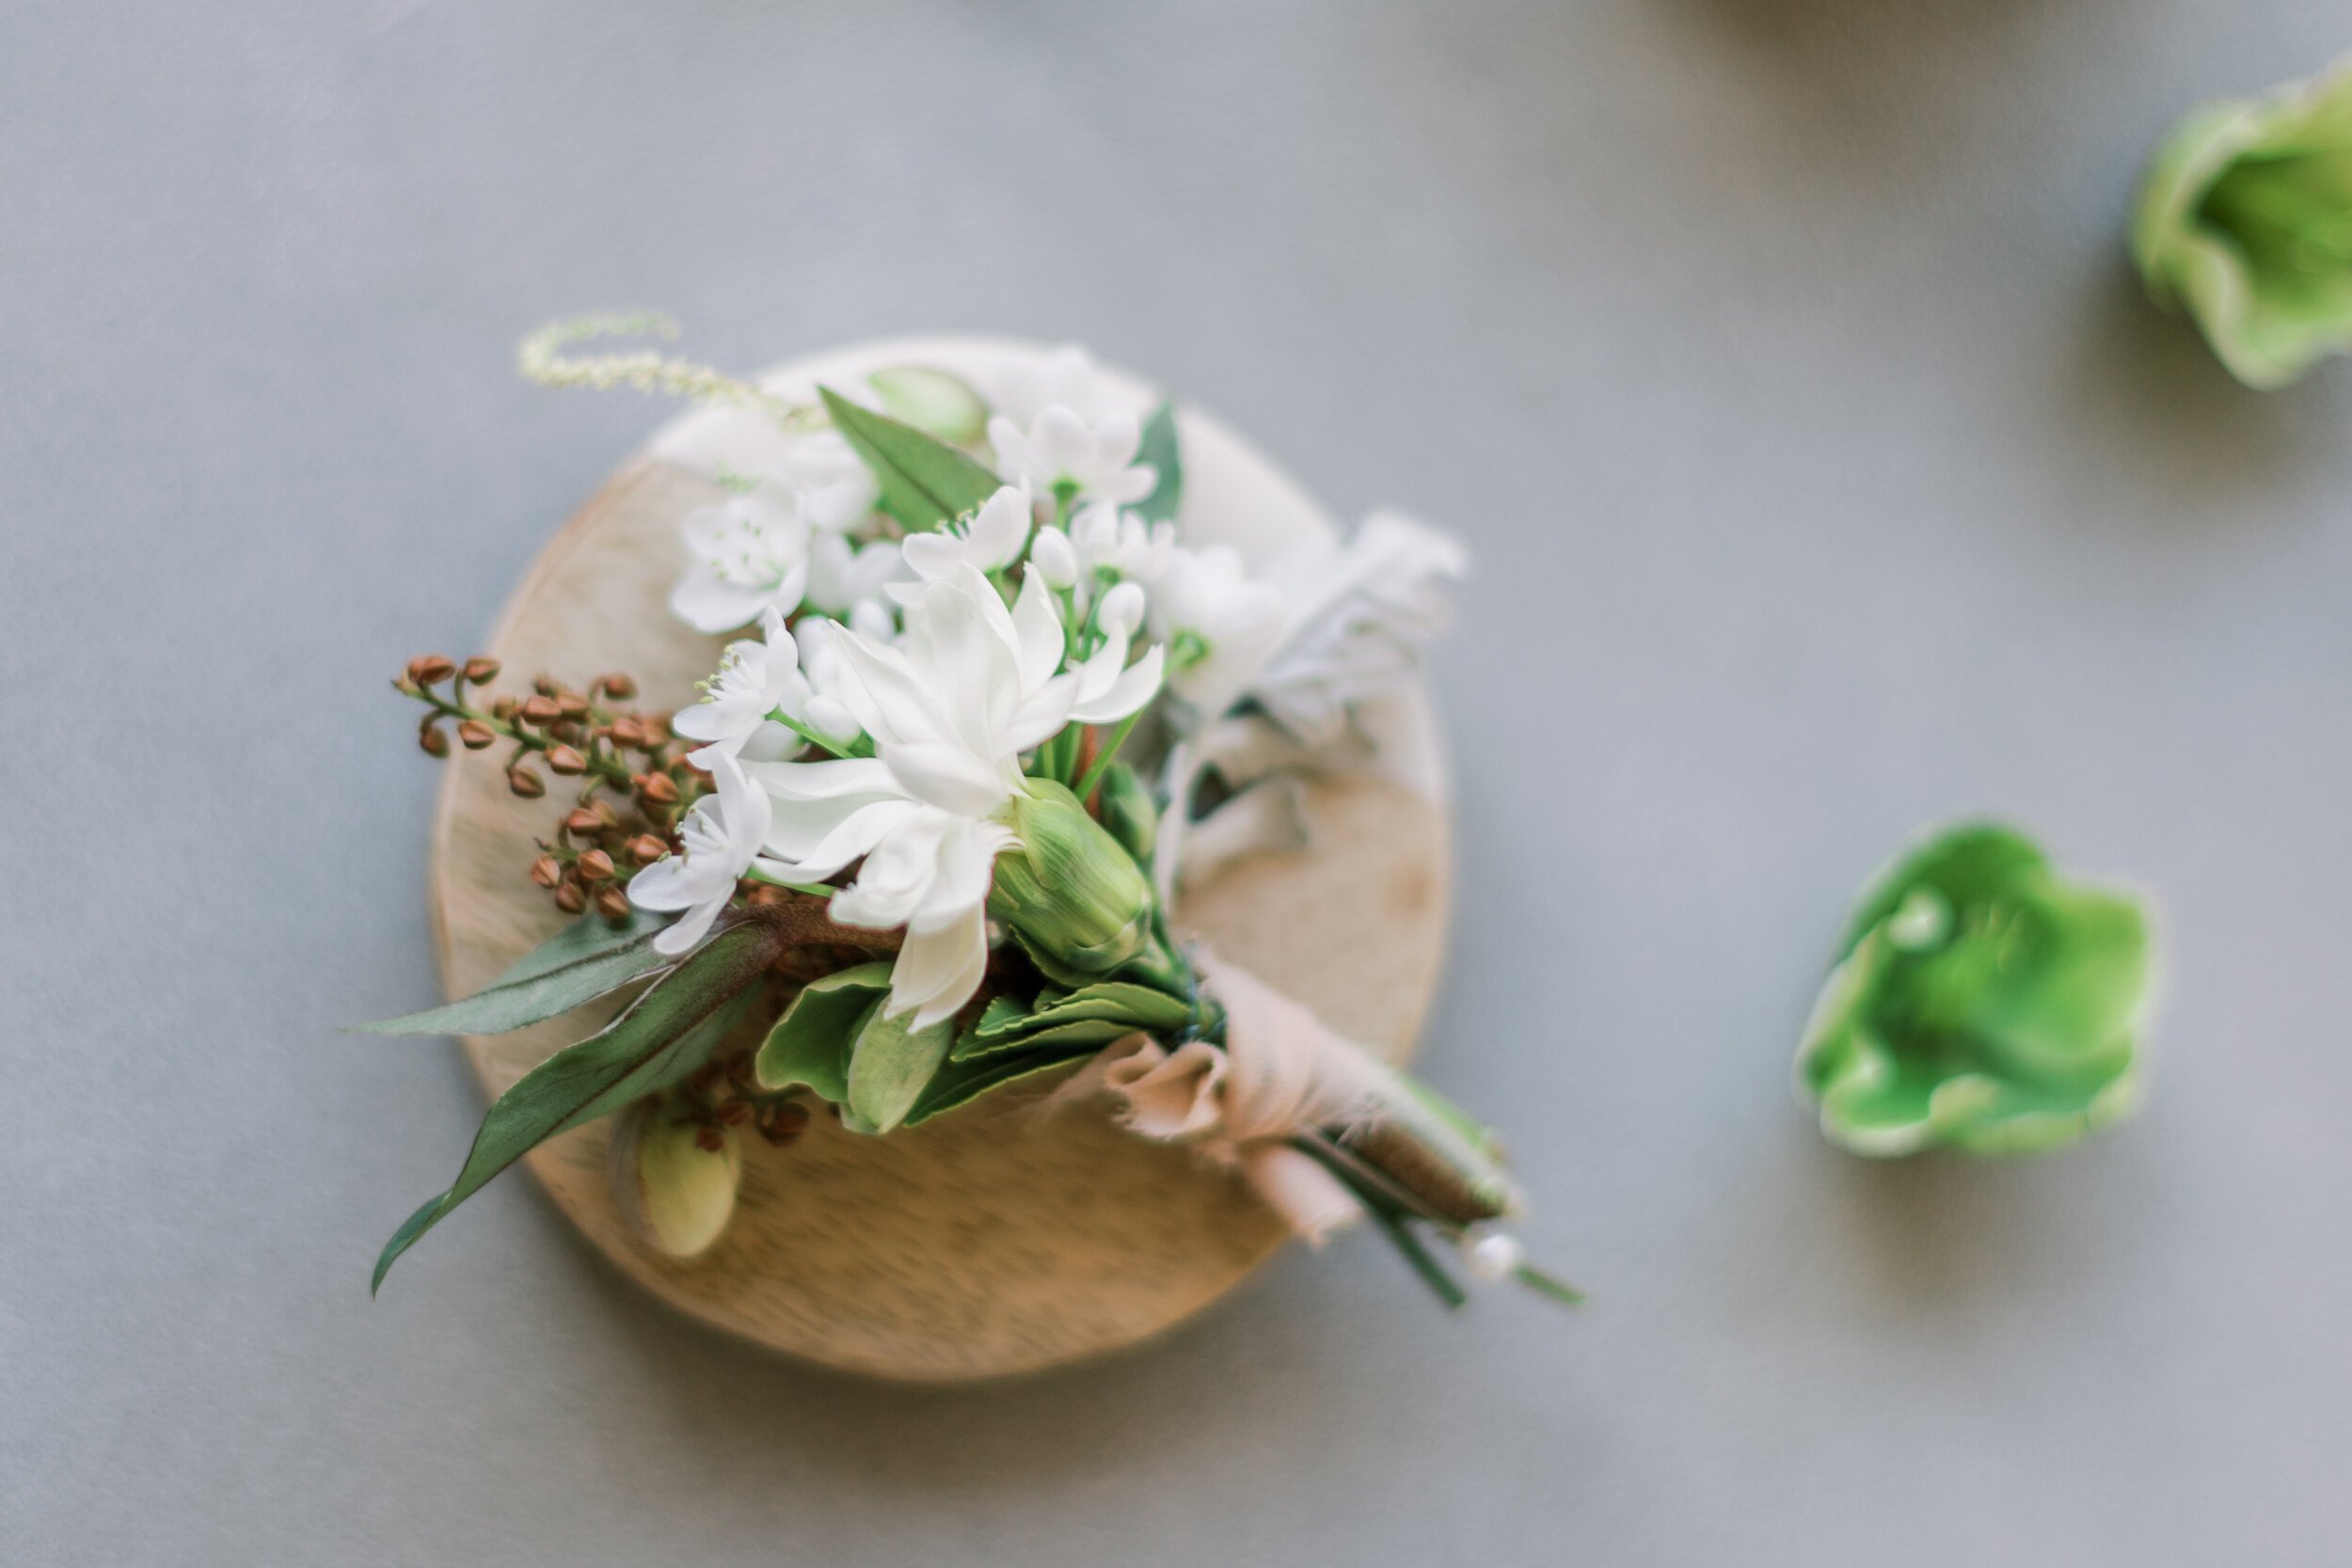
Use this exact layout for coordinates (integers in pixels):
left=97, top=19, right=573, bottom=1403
left=778, top=429, right=882, bottom=533
left=1252, top=512, right=1469, bottom=743
left=1028, top=525, right=1078, bottom=589
left=671, top=609, right=811, bottom=766
left=1071, top=502, right=1178, bottom=586
left=669, top=488, right=813, bottom=634
left=990, top=344, right=1113, bottom=426
left=750, top=563, right=1161, bottom=1027
left=989, top=412, right=1154, bottom=507
left=805, top=532, right=908, bottom=629
left=628, top=753, right=771, bottom=956
left=900, top=484, right=1033, bottom=582
left=1149, top=544, right=1288, bottom=716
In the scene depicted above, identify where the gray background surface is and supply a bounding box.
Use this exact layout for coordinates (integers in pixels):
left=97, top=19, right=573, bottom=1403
left=5, top=2, right=2349, bottom=1563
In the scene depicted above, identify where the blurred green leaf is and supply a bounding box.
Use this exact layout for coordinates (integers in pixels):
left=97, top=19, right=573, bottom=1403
left=1134, top=400, right=1182, bottom=523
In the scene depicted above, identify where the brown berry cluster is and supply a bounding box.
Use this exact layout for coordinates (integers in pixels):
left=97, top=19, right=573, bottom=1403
left=396, top=654, right=711, bottom=920
left=680, top=1051, right=814, bottom=1148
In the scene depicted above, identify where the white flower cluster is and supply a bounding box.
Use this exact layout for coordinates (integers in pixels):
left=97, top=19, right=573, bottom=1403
left=635, top=347, right=1468, bottom=1027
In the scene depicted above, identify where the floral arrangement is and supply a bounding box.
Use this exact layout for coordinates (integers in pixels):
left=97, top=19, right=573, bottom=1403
left=366, top=325, right=1575, bottom=1311
left=2135, top=54, right=2352, bottom=388
left=1798, top=824, right=2155, bottom=1157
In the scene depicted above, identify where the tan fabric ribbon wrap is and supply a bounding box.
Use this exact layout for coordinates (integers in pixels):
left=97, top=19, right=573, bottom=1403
left=1051, top=950, right=1390, bottom=1243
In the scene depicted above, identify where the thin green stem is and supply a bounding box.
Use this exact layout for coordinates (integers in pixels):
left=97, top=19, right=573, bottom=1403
left=767, top=707, right=872, bottom=761
left=1073, top=711, right=1142, bottom=804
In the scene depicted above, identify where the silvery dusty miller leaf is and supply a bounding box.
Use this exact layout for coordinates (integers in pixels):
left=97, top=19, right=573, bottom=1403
left=352, top=907, right=675, bottom=1038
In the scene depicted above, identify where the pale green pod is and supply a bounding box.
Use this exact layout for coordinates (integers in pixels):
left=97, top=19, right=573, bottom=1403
left=866, top=365, right=991, bottom=447
left=608, top=1099, right=741, bottom=1258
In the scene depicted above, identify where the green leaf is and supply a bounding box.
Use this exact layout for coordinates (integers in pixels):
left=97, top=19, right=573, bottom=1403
left=965, top=981, right=1190, bottom=1043
left=957, top=1017, right=1136, bottom=1061
left=352, top=908, right=675, bottom=1037
left=819, top=386, right=1000, bottom=531
left=953, top=980, right=1191, bottom=1060
left=754, top=961, right=893, bottom=1101
left=905, top=1050, right=1081, bottom=1127
left=846, top=1005, right=956, bottom=1134
left=867, top=365, right=989, bottom=448
left=372, top=920, right=780, bottom=1292
left=1134, top=400, right=1183, bottom=524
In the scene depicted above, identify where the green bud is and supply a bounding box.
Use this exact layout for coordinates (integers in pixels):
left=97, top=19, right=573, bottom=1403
left=1093, top=761, right=1158, bottom=868
left=1798, top=823, right=2155, bottom=1159
left=990, top=779, right=1154, bottom=978
left=2134, top=56, right=2352, bottom=388
left=866, top=365, right=991, bottom=447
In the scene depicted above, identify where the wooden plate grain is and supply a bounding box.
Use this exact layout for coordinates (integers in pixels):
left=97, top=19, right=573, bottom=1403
left=425, top=337, right=1452, bottom=1381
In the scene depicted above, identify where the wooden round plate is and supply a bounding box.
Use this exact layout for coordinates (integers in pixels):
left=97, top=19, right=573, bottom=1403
left=427, top=336, right=1452, bottom=1381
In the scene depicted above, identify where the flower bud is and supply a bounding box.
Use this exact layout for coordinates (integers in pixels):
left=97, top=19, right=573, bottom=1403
left=607, top=715, right=644, bottom=749
left=988, top=779, right=1154, bottom=976
left=507, top=765, right=546, bottom=799
left=576, top=848, right=615, bottom=883
left=545, top=744, right=588, bottom=776
left=594, top=886, right=631, bottom=921
left=532, top=675, right=560, bottom=698
left=805, top=694, right=860, bottom=744
left=518, top=694, right=561, bottom=725
left=596, top=671, right=638, bottom=700
left=1093, top=761, right=1158, bottom=865
left=530, top=855, right=564, bottom=889
left=627, top=833, right=670, bottom=864
left=1029, top=526, right=1078, bottom=588
left=463, top=656, right=501, bottom=684
left=636, top=771, right=680, bottom=806
left=456, top=720, right=496, bottom=751
left=492, top=696, right=519, bottom=721
left=563, top=806, right=601, bottom=836
left=553, top=881, right=587, bottom=914
left=758, top=1101, right=812, bottom=1146
left=407, top=654, right=456, bottom=687
left=557, top=691, right=590, bottom=721
left=608, top=1100, right=740, bottom=1259
left=417, top=720, right=450, bottom=759
left=1098, top=579, right=1146, bottom=641
left=868, top=364, right=991, bottom=446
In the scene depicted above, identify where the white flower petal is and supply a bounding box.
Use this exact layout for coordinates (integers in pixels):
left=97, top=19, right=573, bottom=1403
left=1070, top=642, right=1165, bottom=724
left=884, top=906, right=992, bottom=1029
left=668, top=569, right=769, bottom=635
left=882, top=741, right=1013, bottom=819
left=1010, top=570, right=1066, bottom=692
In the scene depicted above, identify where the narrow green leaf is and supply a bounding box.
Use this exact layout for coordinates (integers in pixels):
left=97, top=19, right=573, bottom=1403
left=905, top=1050, right=1081, bottom=1126
left=1134, top=400, right=1183, bottom=524
left=846, top=1005, right=956, bottom=1134
left=819, top=386, right=1000, bottom=531
left=372, top=921, right=779, bottom=1292
left=953, top=1017, right=1136, bottom=1062
left=965, top=981, right=1190, bottom=1045
left=352, top=908, right=675, bottom=1037
left=754, top=961, right=893, bottom=1101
